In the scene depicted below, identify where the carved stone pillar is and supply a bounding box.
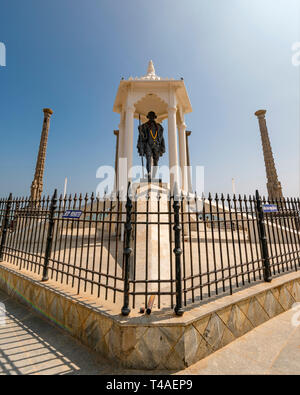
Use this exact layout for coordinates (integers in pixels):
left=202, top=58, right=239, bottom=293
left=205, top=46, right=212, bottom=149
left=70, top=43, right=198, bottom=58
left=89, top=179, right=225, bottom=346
left=30, top=108, right=53, bottom=201
left=255, top=109, right=283, bottom=199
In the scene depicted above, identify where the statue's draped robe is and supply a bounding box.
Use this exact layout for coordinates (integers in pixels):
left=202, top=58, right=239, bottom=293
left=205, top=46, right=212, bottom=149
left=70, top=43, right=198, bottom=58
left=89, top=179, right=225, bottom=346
left=137, top=121, right=166, bottom=161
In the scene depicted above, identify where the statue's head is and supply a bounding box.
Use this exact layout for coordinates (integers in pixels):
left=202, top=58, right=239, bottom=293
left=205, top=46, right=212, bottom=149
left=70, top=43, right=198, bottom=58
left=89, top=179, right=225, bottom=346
left=147, top=111, right=157, bottom=121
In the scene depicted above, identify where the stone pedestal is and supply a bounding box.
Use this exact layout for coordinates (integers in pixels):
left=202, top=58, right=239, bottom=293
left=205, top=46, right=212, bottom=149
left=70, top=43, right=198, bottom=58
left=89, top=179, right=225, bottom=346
left=133, top=181, right=172, bottom=295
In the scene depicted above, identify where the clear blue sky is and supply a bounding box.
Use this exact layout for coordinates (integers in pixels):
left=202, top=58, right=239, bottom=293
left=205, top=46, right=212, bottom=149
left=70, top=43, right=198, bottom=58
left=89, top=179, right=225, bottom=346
left=0, top=0, right=299, bottom=198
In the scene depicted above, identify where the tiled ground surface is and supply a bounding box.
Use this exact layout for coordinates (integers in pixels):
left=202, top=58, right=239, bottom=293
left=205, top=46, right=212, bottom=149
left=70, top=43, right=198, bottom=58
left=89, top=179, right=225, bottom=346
left=180, top=307, right=300, bottom=375
left=1, top=289, right=300, bottom=375
left=0, top=290, right=109, bottom=375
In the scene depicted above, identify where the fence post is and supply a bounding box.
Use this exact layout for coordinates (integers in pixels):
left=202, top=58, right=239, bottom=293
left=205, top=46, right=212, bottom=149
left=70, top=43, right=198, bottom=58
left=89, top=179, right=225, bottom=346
left=121, top=183, right=132, bottom=316
left=173, top=184, right=184, bottom=316
left=255, top=190, right=272, bottom=282
left=0, top=193, right=13, bottom=262
left=42, top=189, right=57, bottom=281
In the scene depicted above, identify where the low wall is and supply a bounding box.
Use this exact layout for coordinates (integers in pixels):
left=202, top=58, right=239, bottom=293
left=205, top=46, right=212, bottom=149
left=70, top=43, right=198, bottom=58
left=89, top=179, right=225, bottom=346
left=0, top=260, right=299, bottom=370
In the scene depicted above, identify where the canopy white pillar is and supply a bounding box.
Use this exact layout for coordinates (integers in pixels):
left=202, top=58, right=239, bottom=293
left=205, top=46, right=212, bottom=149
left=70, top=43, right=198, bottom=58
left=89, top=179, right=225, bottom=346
left=118, top=111, right=125, bottom=159
left=115, top=112, right=125, bottom=192
left=124, top=105, right=135, bottom=181
left=168, top=106, right=179, bottom=192
left=178, top=121, right=187, bottom=192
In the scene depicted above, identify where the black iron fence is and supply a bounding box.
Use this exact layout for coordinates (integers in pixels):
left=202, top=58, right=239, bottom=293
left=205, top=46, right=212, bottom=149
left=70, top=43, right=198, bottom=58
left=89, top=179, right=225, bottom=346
left=0, top=184, right=299, bottom=316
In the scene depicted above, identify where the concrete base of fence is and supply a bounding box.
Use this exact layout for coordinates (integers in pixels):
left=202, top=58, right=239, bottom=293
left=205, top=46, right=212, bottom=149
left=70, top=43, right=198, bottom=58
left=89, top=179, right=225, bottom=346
left=0, top=260, right=300, bottom=370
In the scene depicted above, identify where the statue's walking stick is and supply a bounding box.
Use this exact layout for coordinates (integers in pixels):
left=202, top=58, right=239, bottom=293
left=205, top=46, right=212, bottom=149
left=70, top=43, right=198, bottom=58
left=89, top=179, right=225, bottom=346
left=142, top=156, right=145, bottom=179
left=146, top=295, right=155, bottom=315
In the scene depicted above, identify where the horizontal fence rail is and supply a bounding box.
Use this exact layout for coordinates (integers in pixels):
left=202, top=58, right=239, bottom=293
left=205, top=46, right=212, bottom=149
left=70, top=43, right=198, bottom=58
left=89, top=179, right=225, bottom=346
left=0, top=185, right=299, bottom=316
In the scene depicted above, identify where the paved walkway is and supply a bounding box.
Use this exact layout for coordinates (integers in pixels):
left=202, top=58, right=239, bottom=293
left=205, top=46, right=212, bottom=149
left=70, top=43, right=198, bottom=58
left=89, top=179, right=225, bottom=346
left=0, top=289, right=299, bottom=375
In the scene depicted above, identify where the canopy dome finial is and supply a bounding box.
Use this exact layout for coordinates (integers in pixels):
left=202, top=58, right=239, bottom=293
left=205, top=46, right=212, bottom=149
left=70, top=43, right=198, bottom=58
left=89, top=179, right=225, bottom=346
left=139, top=60, right=160, bottom=80
left=147, top=60, right=155, bottom=76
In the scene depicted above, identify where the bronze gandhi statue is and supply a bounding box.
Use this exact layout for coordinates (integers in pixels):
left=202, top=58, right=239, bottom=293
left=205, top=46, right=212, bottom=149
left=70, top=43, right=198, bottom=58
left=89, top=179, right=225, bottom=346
left=137, top=111, right=166, bottom=180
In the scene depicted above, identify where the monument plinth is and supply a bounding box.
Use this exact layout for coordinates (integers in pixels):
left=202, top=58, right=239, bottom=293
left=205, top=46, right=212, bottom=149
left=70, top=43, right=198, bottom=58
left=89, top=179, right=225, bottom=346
left=132, top=181, right=172, bottom=296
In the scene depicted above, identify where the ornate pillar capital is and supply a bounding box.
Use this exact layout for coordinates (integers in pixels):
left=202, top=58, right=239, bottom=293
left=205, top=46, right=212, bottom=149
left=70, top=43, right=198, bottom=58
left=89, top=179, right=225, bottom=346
left=254, top=109, right=267, bottom=119
left=43, top=108, right=53, bottom=116
left=126, top=105, right=135, bottom=114
left=168, top=106, right=177, bottom=114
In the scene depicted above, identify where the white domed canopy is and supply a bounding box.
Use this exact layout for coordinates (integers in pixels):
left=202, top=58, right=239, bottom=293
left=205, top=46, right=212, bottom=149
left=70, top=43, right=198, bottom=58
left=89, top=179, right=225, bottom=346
left=113, top=61, right=192, bottom=121
left=112, top=61, right=193, bottom=192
